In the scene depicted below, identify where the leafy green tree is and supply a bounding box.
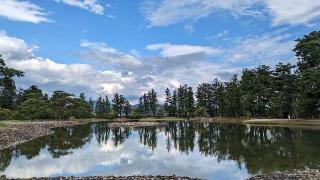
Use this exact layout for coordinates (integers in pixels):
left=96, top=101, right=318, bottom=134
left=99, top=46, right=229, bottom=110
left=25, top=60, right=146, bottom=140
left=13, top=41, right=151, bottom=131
left=50, top=91, right=75, bottom=119
left=15, top=97, right=51, bottom=120
left=270, top=63, right=297, bottom=118
left=294, top=31, right=320, bottom=118
left=224, top=75, right=242, bottom=117
left=0, top=55, right=24, bottom=109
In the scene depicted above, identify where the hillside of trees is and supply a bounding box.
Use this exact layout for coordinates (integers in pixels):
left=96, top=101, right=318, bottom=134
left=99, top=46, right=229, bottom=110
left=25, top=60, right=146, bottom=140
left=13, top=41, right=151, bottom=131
left=0, top=31, right=319, bottom=120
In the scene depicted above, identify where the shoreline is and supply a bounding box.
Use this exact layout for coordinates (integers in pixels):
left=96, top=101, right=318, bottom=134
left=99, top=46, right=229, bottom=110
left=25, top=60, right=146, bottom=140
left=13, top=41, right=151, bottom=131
left=2, top=175, right=203, bottom=180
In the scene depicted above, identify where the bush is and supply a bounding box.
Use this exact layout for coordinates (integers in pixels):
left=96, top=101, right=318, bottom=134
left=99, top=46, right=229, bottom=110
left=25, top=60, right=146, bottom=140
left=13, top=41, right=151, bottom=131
left=128, top=109, right=142, bottom=119
left=0, top=108, right=13, bottom=120
left=105, top=110, right=118, bottom=119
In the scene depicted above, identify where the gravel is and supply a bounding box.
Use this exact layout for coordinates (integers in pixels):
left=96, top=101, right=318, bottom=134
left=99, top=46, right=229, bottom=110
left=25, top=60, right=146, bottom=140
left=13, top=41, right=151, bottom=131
left=248, top=169, right=320, bottom=180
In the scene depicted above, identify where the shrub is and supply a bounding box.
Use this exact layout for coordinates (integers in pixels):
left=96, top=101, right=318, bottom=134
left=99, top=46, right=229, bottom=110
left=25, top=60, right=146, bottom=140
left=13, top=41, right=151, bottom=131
left=105, top=110, right=118, bottom=119
left=0, top=108, right=13, bottom=120
left=128, top=109, right=142, bottom=119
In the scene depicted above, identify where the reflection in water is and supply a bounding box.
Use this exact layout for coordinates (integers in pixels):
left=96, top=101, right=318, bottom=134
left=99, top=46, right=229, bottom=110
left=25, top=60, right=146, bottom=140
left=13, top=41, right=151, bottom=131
left=1, top=122, right=320, bottom=179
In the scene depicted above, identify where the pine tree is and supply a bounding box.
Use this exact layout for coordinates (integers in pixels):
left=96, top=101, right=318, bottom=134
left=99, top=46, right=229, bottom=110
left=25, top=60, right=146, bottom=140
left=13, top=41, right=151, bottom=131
left=112, top=93, right=121, bottom=117
left=105, top=95, right=111, bottom=113
left=164, top=88, right=172, bottom=116
left=148, top=89, right=158, bottom=116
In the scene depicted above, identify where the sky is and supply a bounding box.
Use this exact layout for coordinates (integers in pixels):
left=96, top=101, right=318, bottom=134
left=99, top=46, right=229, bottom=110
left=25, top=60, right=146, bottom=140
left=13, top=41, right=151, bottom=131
left=0, top=0, right=320, bottom=102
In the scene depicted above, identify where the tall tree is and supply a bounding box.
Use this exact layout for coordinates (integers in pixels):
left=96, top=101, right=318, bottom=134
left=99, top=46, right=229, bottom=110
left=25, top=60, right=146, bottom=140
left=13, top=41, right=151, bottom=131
left=148, top=89, right=158, bottom=116
left=164, top=88, right=172, bottom=116
left=0, top=55, right=24, bottom=109
left=112, top=93, right=122, bottom=117
left=270, top=63, right=297, bottom=118
left=224, top=75, right=242, bottom=117
left=294, top=31, right=320, bottom=118
left=123, top=100, right=132, bottom=117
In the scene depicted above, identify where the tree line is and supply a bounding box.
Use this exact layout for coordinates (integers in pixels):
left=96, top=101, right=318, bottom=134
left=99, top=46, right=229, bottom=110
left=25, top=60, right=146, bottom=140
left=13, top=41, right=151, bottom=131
left=0, top=31, right=319, bottom=120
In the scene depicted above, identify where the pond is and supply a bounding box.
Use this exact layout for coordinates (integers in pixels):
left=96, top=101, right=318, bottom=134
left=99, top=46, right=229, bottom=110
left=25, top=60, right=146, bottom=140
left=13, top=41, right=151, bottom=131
left=1, top=121, right=320, bottom=179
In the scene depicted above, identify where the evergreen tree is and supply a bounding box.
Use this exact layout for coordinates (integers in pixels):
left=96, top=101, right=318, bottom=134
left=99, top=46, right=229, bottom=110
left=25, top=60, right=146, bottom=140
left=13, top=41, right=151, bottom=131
left=112, top=93, right=122, bottom=117
left=123, top=100, right=132, bottom=117
left=148, top=89, right=158, bottom=116
left=164, top=88, right=172, bottom=116
left=105, top=95, right=111, bottom=113
left=171, top=90, right=178, bottom=116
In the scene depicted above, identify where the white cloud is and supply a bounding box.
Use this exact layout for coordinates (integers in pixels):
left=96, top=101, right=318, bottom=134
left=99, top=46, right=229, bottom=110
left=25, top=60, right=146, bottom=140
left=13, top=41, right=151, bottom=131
left=266, top=0, right=320, bottom=26
left=0, top=31, right=34, bottom=60
left=141, top=0, right=320, bottom=27
left=0, top=0, right=50, bottom=23
left=79, top=40, right=142, bottom=68
left=223, top=31, right=295, bottom=66
left=54, top=0, right=104, bottom=15
left=140, top=0, right=260, bottom=27
left=0, top=32, right=135, bottom=97
left=146, top=43, right=221, bottom=57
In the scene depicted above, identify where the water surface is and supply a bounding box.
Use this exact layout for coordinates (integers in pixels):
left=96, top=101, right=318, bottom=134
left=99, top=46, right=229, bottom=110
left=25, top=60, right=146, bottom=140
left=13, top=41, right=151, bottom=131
left=1, top=122, right=320, bottom=179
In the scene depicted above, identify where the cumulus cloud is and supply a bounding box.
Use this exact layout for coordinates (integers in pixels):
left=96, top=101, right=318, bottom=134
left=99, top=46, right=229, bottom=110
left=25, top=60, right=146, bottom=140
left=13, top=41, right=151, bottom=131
left=0, top=0, right=50, bottom=23
left=0, top=32, right=135, bottom=98
left=141, top=0, right=320, bottom=27
left=54, top=0, right=104, bottom=15
left=146, top=43, right=221, bottom=57
left=0, top=30, right=293, bottom=103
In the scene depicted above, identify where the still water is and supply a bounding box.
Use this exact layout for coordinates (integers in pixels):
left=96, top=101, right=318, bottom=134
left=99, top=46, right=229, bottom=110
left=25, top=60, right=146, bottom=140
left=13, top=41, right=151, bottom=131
left=1, top=122, right=320, bottom=179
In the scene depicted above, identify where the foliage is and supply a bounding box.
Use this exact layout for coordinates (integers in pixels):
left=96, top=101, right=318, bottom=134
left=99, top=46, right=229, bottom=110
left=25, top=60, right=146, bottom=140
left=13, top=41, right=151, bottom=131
left=0, top=55, right=24, bottom=109
left=0, top=108, right=12, bottom=120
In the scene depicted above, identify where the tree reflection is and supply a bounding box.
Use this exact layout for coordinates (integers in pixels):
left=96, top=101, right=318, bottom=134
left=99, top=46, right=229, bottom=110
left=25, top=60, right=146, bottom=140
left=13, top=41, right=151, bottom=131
left=1, top=122, right=320, bottom=175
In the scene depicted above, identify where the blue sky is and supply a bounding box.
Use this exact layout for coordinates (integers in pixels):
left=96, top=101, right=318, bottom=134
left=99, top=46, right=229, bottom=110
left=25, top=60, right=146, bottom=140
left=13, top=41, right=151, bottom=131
left=0, top=0, right=320, bottom=102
